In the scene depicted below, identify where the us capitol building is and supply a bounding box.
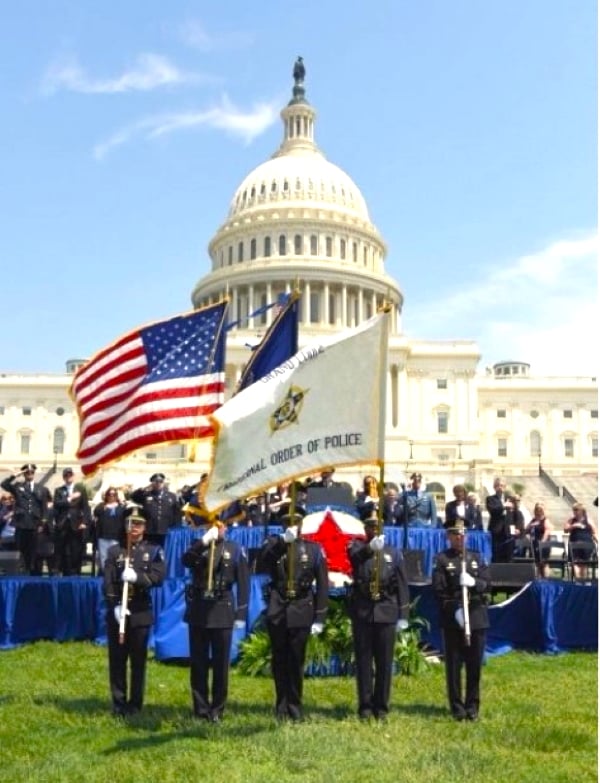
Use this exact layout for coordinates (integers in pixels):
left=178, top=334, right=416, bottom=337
left=0, top=61, right=597, bottom=511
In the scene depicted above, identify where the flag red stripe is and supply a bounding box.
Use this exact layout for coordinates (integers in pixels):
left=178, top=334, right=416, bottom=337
left=77, top=399, right=223, bottom=458
left=80, top=379, right=224, bottom=428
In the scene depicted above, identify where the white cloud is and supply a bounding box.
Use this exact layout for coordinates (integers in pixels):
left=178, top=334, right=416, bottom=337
left=41, top=53, right=204, bottom=95
left=178, top=19, right=254, bottom=51
left=93, top=96, right=279, bottom=159
left=404, top=233, right=598, bottom=376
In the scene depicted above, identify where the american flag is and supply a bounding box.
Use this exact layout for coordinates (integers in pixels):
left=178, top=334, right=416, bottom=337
left=71, top=302, right=228, bottom=476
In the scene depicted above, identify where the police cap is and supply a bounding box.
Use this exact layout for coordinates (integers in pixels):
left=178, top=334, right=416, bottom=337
left=150, top=473, right=166, bottom=482
left=21, top=463, right=37, bottom=473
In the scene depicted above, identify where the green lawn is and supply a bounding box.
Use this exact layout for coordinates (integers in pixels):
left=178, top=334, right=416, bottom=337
left=0, top=642, right=596, bottom=783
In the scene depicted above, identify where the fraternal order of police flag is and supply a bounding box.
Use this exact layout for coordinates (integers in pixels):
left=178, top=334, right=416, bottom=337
left=71, top=302, right=228, bottom=476
left=204, top=310, right=389, bottom=511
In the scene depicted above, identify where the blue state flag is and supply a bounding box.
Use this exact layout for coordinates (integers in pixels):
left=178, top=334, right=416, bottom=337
left=235, top=292, right=299, bottom=393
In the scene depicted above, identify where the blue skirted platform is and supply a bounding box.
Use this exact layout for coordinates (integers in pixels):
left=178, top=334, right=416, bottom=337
left=0, top=574, right=596, bottom=658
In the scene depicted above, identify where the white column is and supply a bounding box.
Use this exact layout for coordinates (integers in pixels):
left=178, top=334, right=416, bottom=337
left=266, top=283, right=273, bottom=325
left=323, top=282, right=330, bottom=325
left=303, top=281, right=311, bottom=324
left=248, top=284, right=254, bottom=329
left=232, top=287, right=239, bottom=326
left=358, top=288, right=364, bottom=323
left=341, top=283, right=348, bottom=328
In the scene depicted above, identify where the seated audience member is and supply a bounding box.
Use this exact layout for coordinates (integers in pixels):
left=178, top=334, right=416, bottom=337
left=0, top=494, right=16, bottom=549
left=525, top=502, right=553, bottom=578
left=564, top=503, right=598, bottom=580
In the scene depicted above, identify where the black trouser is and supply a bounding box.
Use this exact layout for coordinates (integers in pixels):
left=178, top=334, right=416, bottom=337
left=107, top=617, right=150, bottom=713
left=352, top=619, right=396, bottom=718
left=267, top=621, right=310, bottom=720
left=442, top=626, right=486, bottom=717
left=15, top=528, right=36, bottom=573
left=188, top=625, right=233, bottom=719
left=54, top=529, right=85, bottom=576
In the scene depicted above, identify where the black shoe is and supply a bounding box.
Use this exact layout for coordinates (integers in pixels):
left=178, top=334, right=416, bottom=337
left=359, top=711, right=373, bottom=721
left=112, top=707, right=126, bottom=719
left=209, top=714, right=221, bottom=723
left=466, top=711, right=479, bottom=721
left=452, top=710, right=467, bottom=721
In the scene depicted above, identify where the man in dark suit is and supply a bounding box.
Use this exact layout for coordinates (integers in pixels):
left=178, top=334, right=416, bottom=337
left=256, top=508, right=329, bottom=721
left=432, top=521, right=491, bottom=721
left=130, top=473, right=182, bottom=546
left=1, top=464, right=51, bottom=574
left=485, top=477, right=517, bottom=562
left=182, top=521, right=249, bottom=722
left=347, top=510, right=410, bottom=721
left=53, top=468, right=91, bottom=575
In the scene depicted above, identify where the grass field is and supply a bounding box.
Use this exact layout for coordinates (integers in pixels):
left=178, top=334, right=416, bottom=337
left=0, top=641, right=596, bottom=783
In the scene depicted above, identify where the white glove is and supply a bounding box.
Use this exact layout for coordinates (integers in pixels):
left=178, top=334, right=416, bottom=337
left=121, top=566, right=138, bottom=584
left=459, top=572, right=475, bottom=588
left=310, top=622, right=324, bottom=636
left=396, top=619, right=409, bottom=632
left=454, top=608, right=465, bottom=629
left=283, top=526, right=298, bottom=544
left=202, top=526, right=219, bottom=546
left=369, top=534, right=385, bottom=552
left=113, top=605, right=131, bottom=623
left=234, top=620, right=246, bottom=631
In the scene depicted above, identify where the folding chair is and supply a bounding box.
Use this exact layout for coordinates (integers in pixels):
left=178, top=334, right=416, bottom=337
left=568, top=540, right=598, bottom=583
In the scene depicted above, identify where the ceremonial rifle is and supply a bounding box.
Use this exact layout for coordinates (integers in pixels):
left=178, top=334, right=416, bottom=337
left=460, top=530, right=471, bottom=646
left=119, top=517, right=133, bottom=645
left=369, top=464, right=386, bottom=600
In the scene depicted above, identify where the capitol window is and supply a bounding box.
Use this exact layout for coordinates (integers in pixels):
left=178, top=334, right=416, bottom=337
left=238, top=242, right=244, bottom=263
left=278, top=235, right=286, bottom=256
left=264, top=237, right=271, bottom=257
left=353, top=242, right=358, bottom=262
left=564, top=438, right=574, bottom=457
left=326, top=237, right=332, bottom=257
left=437, top=411, right=449, bottom=434
left=437, top=379, right=447, bottom=389
left=56, top=407, right=65, bottom=416
left=228, top=246, right=233, bottom=265
left=310, top=235, right=318, bottom=255
left=271, top=180, right=277, bottom=193
left=23, top=406, right=32, bottom=415
left=563, top=409, right=573, bottom=418
left=20, top=433, right=31, bottom=455
left=497, top=409, right=506, bottom=418
left=591, top=409, right=598, bottom=418
left=250, top=239, right=257, bottom=260
left=497, top=438, right=508, bottom=457
left=294, top=235, right=302, bottom=255
left=592, top=438, right=598, bottom=458
left=340, top=239, right=346, bottom=259
left=310, top=292, right=319, bottom=323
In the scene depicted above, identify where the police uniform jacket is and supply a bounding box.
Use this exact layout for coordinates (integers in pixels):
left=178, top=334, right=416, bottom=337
left=130, top=488, right=182, bottom=536
left=182, top=538, right=249, bottom=628
left=257, top=536, right=328, bottom=628
left=0, top=476, right=50, bottom=530
left=53, top=484, right=91, bottom=534
left=104, top=540, right=166, bottom=627
left=432, top=547, right=490, bottom=631
left=347, top=540, right=410, bottom=624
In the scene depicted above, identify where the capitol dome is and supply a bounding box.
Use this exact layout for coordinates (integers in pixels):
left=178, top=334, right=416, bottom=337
left=191, top=57, right=403, bottom=389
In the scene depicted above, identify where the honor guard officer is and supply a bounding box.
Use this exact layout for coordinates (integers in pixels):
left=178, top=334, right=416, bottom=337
left=257, top=506, right=328, bottom=722
left=130, top=473, right=182, bottom=547
left=347, top=509, right=410, bottom=721
left=1, top=464, right=52, bottom=575
left=432, top=520, right=491, bottom=721
left=103, top=506, right=166, bottom=717
left=182, top=520, right=249, bottom=722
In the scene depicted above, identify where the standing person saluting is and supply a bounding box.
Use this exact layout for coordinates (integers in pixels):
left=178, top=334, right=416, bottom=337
left=256, top=505, right=328, bottom=722
left=182, top=520, right=249, bottom=723
left=432, top=521, right=491, bottom=721
left=103, top=505, right=166, bottom=717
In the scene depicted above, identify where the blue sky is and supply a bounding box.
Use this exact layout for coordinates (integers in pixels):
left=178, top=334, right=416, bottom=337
left=1, top=1, right=596, bottom=376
